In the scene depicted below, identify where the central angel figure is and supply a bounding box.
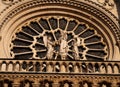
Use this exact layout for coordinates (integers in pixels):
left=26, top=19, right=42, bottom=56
left=43, top=30, right=69, bottom=60
left=59, top=31, right=68, bottom=60
left=43, top=30, right=84, bottom=60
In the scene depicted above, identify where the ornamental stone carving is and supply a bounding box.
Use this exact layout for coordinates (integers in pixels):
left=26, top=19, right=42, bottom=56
left=97, top=0, right=115, bottom=10
left=10, top=16, right=108, bottom=60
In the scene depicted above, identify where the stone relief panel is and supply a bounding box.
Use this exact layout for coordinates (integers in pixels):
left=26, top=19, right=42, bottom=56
left=10, top=16, right=108, bottom=61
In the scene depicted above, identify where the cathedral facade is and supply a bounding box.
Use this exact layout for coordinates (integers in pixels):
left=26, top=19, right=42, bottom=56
left=0, top=0, right=120, bottom=87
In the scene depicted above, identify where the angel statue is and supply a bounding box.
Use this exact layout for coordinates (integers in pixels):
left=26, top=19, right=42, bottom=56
left=73, top=37, right=84, bottom=60
left=43, top=35, right=54, bottom=60
left=59, top=31, right=69, bottom=60
left=73, top=38, right=79, bottom=60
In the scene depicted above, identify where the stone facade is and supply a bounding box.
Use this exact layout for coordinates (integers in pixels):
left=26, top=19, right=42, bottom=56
left=0, top=0, right=120, bottom=87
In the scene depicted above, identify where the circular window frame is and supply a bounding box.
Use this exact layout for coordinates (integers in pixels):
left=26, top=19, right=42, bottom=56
left=9, top=16, right=108, bottom=60
left=0, top=0, right=119, bottom=60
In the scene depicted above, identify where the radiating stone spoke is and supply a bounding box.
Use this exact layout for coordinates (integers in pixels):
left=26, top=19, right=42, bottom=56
left=67, top=39, right=73, bottom=43
left=53, top=32, right=57, bottom=41
left=22, top=31, right=33, bottom=37
left=15, top=51, right=33, bottom=56
left=37, top=49, right=47, bottom=52
left=36, top=42, right=45, bottom=46
left=72, top=24, right=79, bottom=31
left=86, top=53, right=104, bottom=59
left=88, top=48, right=105, bottom=51
left=29, top=25, right=40, bottom=35
left=65, top=20, right=69, bottom=31
left=85, top=41, right=102, bottom=45
left=13, top=45, right=30, bottom=48
left=77, top=28, right=88, bottom=36
left=47, top=19, right=53, bottom=30
left=84, top=34, right=96, bottom=40
left=67, top=54, right=74, bottom=59
left=37, top=20, right=45, bottom=31
left=16, top=37, right=33, bottom=43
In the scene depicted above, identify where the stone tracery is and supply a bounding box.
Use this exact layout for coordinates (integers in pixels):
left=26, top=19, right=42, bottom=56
left=10, top=16, right=108, bottom=61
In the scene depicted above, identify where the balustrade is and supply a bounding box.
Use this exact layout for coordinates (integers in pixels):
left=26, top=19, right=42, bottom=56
left=0, top=59, right=120, bottom=74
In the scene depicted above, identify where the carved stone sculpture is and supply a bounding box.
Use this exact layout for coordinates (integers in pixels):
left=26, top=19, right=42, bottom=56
left=59, top=31, right=68, bottom=60
left=45, top=36, right=54, bottom=60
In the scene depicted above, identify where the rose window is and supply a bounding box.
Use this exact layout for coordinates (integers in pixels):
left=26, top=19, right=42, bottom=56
left=10, top=16, right=108, bottom=60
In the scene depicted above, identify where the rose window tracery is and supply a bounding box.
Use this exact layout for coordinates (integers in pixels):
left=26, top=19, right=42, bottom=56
left=10, top=16, right=108, bottom=60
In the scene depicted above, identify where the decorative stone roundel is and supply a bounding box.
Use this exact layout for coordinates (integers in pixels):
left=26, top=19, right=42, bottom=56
left=10, top=16, right=107, bottom=60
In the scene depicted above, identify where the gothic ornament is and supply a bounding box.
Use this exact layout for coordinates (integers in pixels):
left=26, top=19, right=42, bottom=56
left=10, top=16, right=108, bottom=60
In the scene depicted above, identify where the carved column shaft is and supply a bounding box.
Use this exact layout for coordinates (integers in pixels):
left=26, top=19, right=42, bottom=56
left=112, top=81, right=118, bottom=87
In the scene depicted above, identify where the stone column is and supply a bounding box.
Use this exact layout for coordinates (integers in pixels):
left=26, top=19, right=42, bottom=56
left=52, top=81, right=59, bottom=87
left=92, top=81, right=99, bottom=87
left=92, top=83, right=98, bottom=87
left=12, top=80, right=20, bottom=87
left=32, top=78, right=40, bottom=87
left=12, top=83, right=20, bottom=87
left=91, top=79, right=99, bottom=87
left=72, top=82, right=80, bottom=87
left=112, top=81, right=118, bottom=87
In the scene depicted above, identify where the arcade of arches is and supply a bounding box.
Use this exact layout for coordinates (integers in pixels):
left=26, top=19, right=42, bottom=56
left=0, top=0, right=120, bottom=87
